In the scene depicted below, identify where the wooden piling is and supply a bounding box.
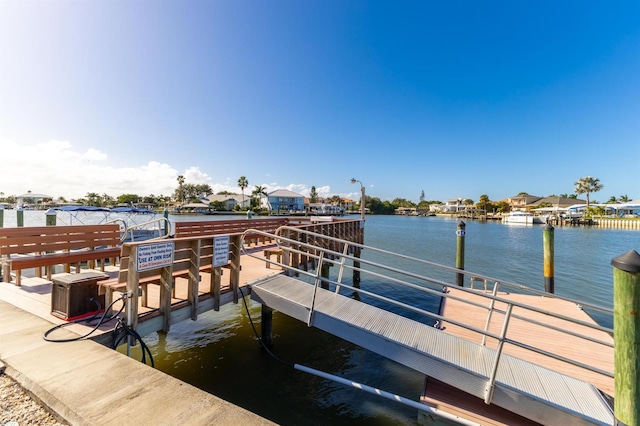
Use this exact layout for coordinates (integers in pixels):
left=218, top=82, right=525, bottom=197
left=46, top=209, right=56, bottom=226
left=261, top=304, right=273, bottom=348
left=456, top=221, right=465, bottom=286
left=163, top=207, right=169, bottom=236
left=612, top=250, right=640, bottom=426
left=321, top=262, right=330, bottom=290
left=16, top=207, right=24, bottom=227
left=543, top=224, right=554, bottom=293
left=353, top=249, right=361, bottom=285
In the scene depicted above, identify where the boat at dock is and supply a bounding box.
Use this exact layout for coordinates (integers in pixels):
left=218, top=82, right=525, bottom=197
left=501, top=210, right=544, bottom=225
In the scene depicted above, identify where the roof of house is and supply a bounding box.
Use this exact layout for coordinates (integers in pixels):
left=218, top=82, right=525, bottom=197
left=268, top=189, right=304, bottom=198
left=206, top=194, right=239, bottom=203
left=533, top=196, right=586, bottom=207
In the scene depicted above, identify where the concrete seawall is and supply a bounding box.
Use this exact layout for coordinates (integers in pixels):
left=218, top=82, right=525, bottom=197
left=0, top=300, right=274, bottom=426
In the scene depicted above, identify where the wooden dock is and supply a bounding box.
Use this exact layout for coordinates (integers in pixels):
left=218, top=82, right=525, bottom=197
left=420, top=287, right=614, bottom=424
left=0, top=243, right=280, bottom=341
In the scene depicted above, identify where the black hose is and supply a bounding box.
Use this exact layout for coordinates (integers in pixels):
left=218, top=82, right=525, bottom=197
left=238, top=286, right=293, bottom=368
left=43, top=297, right=125, bottom=343
left=110, top=318, right=155, bottom=368
left=42, top=294, right=154, bottom=367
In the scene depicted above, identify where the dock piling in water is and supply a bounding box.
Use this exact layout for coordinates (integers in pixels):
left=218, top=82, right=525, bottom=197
left=456, top=221, right=466, bottom=286
left=612, top=249, right=640, bottom=426
left=45, top=208, right=57, bottom=226
left=16, top=207, right=24, bottom=227
left=261, top=304, right=273, bottom=348
left=543, top=224, right=554, bottom=293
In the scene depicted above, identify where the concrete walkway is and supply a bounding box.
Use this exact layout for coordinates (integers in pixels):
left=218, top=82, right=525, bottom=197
left=0, top=300, right=274, bottom=426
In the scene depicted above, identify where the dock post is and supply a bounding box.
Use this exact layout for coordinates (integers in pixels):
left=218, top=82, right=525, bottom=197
left=612, top=250, right=640, bottom=426
left=46, top=208, right=57, bottom=226
left=455, top=221, right=466, bottom=286
left=163, top=207, right=169, bottom=236
left=0, top=204, right=4, bottom=227
left=321, top=262, right=331, bottom=290
left=543, top=224, right=554, bottom=293
left=353, top=249, right=361, bottom=285
left=16, top=206, right=24, bottom=227
left=261, top=304, right=273, bottom=348
left=230, top=235, right=241, bottom=303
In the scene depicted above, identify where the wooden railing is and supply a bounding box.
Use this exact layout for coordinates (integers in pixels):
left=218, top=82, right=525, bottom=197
left=104, top=217, right=363, bottom=335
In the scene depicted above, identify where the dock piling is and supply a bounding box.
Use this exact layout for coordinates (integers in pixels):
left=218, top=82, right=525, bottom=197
left=46, top=208, right=57, bottom=226
left=612, top=250, right=640, bottom=426
left=543, top=224, right=554, bottom=293
left=456, top=221, right=466, bottom=286
left=16, top=206, right=24, bottom=227
left=261, top=304, right=273, bottom=348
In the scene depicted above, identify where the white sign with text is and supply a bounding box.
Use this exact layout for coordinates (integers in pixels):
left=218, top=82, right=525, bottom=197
left=213, top=236, right=230, bottom=267
left=136, top=242, right=175, bottom=272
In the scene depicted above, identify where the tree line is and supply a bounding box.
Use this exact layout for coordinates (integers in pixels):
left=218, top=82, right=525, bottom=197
left=1, top=175, right=630, bottom=214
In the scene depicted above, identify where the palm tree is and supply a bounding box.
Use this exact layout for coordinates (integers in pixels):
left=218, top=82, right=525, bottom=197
left=478, top=194, right=490, bottom=212
left=618, top=195, right=630, bottom=203
left=238, top=176, right=248, bottom=209
left=177, top=175, right=185, bottom=204
left=251, top=185, right=267, bottom=208
left=574, top=176, right=604, bottom=211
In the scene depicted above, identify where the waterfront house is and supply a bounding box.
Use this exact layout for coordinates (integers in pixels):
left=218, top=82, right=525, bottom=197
left=266, top=189, right=305, bottom=214
left=506, top=194, right=543, bottom=211
left=439, top=198, right=470, bottom=213
left=204, top=194, right=240, bottom=211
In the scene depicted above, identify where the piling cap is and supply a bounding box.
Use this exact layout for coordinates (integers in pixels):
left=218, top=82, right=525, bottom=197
left=611, top=250, right=640, bottom=273
left=544, top=224, right=554, bottom=231
left=45, top=208, right=56, bottom=216
left=457, top=220, right=466, bottom=227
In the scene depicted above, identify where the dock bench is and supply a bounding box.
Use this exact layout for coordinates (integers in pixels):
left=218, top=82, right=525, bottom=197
left=0, top=224, right=121, bottom=286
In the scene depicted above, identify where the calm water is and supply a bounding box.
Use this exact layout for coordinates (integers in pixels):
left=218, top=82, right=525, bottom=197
left=5, top=211, right=639, bottom=424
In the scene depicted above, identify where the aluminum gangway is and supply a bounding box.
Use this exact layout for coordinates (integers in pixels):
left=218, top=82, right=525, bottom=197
left=241, top=226, right=614, bottom=426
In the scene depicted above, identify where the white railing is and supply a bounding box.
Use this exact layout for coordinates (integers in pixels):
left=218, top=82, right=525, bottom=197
left=241, top=226, right=614, bottom=399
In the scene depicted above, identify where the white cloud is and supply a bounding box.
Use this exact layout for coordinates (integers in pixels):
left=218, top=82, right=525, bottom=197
left=0, top=138, right=186, bottom=200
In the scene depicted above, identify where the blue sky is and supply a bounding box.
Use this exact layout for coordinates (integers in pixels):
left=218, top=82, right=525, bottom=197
left=1, top=1, right=638, bottom=203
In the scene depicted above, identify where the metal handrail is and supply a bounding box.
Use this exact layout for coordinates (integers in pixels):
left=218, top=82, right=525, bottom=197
left=240, top=226, right=615, bottom=385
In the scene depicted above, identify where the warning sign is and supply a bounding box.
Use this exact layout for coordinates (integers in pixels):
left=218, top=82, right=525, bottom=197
left=137, top=242, right=174, bottom=272
left=213, top=236, right=230, bottom=267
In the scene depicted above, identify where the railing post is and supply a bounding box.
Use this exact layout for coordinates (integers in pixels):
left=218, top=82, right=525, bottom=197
left=456, top=221, right=466, bottom=286
left=188, top=239, right=201, bottom=321
left=543, top=224, right=554, bottom=293
left=230, top=235, right=241, bottom=303
left=126, top=246, right=141, bottom=353
left=612, top=250, right=640, bottom=426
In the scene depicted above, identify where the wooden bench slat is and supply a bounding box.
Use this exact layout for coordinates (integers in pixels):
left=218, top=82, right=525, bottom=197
left=0, top=224, right=121, bottom=285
